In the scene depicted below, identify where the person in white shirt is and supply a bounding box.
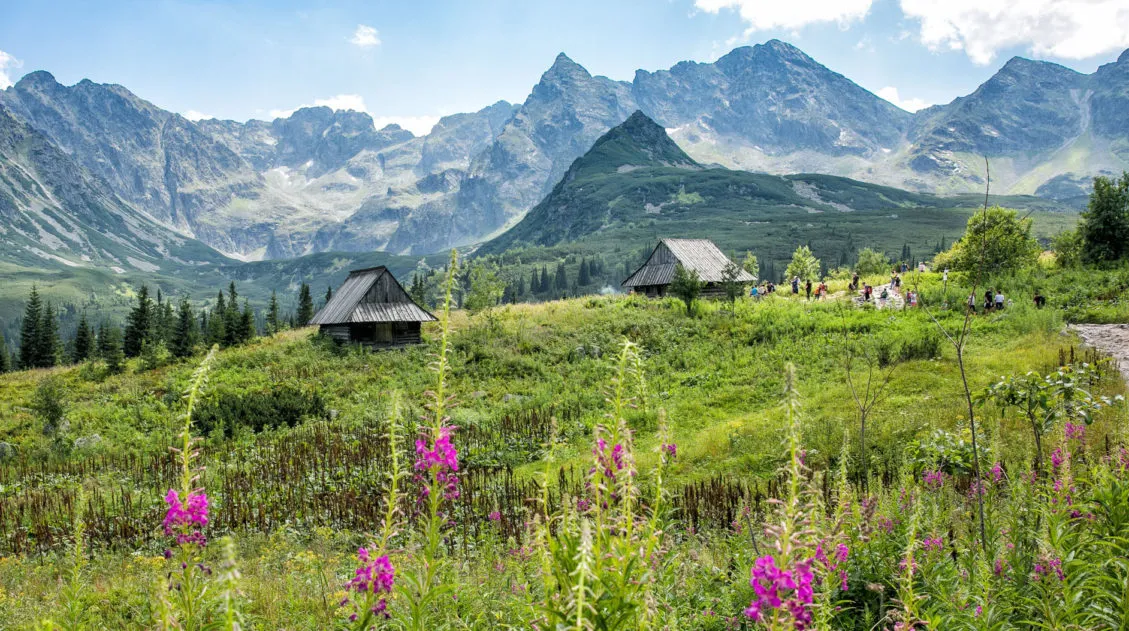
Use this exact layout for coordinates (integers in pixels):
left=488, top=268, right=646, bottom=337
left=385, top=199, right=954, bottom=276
left=994, top=291, right=1005, bottom=310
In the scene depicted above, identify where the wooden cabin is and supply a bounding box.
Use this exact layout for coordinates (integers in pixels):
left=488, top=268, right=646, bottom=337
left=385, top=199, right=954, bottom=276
left=622, top=238, right=754, bottom=298
left=310, top=266, right=436, bottom=348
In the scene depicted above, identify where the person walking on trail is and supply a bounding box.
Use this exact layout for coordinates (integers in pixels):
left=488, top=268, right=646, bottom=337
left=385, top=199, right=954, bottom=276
left=818, top=282, right=828, bottom=299
left=792, top=276, right=800, bottom=294
left=851, top=272, right=860, bottom=291
left=879, top=286, right=889, bottom=306
left=907, top=290, right=918, bottom=308
left=805, top=279, right=813, bottom=300
left=968, top=292, right=977, bottom=313
left=863, top=284, right=873, bottom=302
left=995, top=290, right=1005, bottom=311
left=1034, top=291, right=1046, bottom=308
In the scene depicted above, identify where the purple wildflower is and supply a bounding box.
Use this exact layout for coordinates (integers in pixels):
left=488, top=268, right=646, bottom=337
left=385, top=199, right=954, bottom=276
left=923, top=469, right=946, bottom=490
left=1051, top=448, right=1065, bottom=469
left=921, top=537, right=944, bottom=553
left=1064, top=422, right=1085, bottom=441
left=990, top=462, right=1004, bottom=483
left=414, top=425, right=460, bottom=501
left=488, top=510, right=501, bottom=522
left=163, top=489, right=209, bottom=546
left=744, top=555, right=814, bottom=629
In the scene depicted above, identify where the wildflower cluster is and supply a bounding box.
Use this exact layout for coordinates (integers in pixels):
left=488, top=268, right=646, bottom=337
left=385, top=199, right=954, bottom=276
left=163, top=489, right=209, bottom=546
left=745, top=555, right=815, bottom=627
left=344, top=548, right=395, bottom=620
left=414, top=425, right=459, bottom=501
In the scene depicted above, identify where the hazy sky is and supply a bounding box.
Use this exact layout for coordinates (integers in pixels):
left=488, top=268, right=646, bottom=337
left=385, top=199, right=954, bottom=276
left=2, top=0, right=1128, bottom=135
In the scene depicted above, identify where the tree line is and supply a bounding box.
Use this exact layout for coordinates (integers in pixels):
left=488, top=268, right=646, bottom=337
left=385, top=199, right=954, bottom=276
left=0, top=281, right=325, bottom=375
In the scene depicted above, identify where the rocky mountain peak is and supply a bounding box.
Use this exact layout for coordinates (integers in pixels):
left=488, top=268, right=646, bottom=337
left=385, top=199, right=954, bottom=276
left=12, top=70, right=61, bottom=92
left=581, top=110, right=697, bottom=171
left=541, top=52, right=592, bottom=84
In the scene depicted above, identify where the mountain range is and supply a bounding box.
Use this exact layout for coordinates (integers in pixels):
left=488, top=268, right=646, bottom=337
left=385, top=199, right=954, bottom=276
left=0, top=39, right=1124, bottom=272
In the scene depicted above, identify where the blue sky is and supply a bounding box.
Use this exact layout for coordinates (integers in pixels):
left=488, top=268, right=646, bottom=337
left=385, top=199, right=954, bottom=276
left=2, top=0, right=1128, bottom=134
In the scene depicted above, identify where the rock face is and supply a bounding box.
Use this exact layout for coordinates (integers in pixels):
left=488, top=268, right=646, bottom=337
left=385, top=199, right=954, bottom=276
left=0, top=102, right=226, bottom=272
left=2, top=41, right=1129, bottom=264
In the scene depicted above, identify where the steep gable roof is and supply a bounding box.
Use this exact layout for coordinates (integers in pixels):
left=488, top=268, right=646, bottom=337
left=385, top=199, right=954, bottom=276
left=622, top=238, right=754, bottom=288
left=310, top=266, right=437, bottom=325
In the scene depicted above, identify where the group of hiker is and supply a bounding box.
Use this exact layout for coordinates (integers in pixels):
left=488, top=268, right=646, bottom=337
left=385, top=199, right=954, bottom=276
left=745, top=264, right=1044, bottom=313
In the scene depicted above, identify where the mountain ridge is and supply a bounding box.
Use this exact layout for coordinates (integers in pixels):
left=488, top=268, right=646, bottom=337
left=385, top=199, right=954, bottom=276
left=0, top=40, right=1125, bottom=265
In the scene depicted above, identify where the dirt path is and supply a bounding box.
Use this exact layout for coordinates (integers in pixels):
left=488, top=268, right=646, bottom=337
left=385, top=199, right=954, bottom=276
left=1071, top=324, right=1129, bottom=383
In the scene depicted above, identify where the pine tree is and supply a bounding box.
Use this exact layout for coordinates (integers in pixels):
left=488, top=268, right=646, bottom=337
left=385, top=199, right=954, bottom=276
left=516, top=273, right=526, bottom=297
left=578, top=258, right=591, bottom=285
left=38, top=302, right=59, bottom=368
left=555, top=262, right=568, bottom=291
left=223, top=282, right=242, bottom=347
left=266, top=291, right=281, bottom=334
left=529, top=270, right=539, bottom=295
left=101, top=324, right=124, bottom=374
left=19, top=286, right=43, bottom=369
left=0, top=332, right=9, bottom=373
left=409, top=274, right=427, bottom=306
left=239, top=300, right=255, bottom=342
left=172, top=297, right=198, bottom=358
left=208, top=292, right=227, bottom=346
left=325, top=285, right=333, bottom=306
left=297, top=283, right=314, bottom=326
left=539, top=267, right=550, bottom=294
left=123, top=285, right=154, bottom=358
left=73, top=312, right=93, bottom=363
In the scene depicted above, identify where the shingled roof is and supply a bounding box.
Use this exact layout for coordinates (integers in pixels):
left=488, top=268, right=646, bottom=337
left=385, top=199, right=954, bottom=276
left=622, top=239, right=754, bottom=288
left=310, top=266, right=437, bottom=325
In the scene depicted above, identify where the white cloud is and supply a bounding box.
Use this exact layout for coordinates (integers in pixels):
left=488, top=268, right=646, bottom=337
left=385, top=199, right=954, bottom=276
left=899, top=0, right=1129, bottom=65
left=182, top=110, right=215, bottom=121
left=876, top=86, right=931, bottom=112
left=349, top=24, right=381, bottom=48
left=372, top=115, right=440, bottom=136
left=0, top=49, right=23, bottom=89
left=268, top=94, right=439, bottom=136
left=694, top=0, right=873, bottom=32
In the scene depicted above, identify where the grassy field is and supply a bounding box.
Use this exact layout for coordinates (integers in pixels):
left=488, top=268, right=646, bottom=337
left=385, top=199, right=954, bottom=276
left=0, top=265, right=1126, bottom=629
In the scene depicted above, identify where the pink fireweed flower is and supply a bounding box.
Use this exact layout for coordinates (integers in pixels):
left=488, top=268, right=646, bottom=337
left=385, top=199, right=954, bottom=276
left=922, top=469, right=946, bottom=490
left=163, top=489, right=209, bottom=546
left=990, top=462, right=1004, bottom=483
left=347, top=548, right=395, bottom=594
left=345, top=548, right=394, bottom=620
left=1051, top=448, right=1065, bottom=469
left=1033, top=556, right=1064, bottom=582
left=488, top=510, right=501, bottom=522
left=1064, top=422, right=1085, bottom=441
left=814, top=541, right=850, bottom=591
left=414, top=425, right=460, bottom=501
left=744, top=555, right=815, bottom=629
left=661, top=442, right=677, bottom=461
left=921, top=537, right=944, bottom=553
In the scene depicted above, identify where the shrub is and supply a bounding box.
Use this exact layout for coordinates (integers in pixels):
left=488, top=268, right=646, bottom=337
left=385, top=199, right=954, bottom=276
left=194, top=386, right=329, bottom=437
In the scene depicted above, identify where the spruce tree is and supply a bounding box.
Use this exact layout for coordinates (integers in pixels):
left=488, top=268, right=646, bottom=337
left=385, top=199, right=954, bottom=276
left=239, top=300, right=255, bottom=343
left=0, top=332, right=9, bottom=373
left=539, top=266, right=550, bottom=294
left=266, top=291, right=281, bottom=334
left=517, top=274, right=526, bottom=297
left=73, top=312, right=93, bottom=363
left=297, top=283, right=314, bottom=326
left=101, top=324, right=124, bottom=374
left=555, top=262, right=568, bottom=291
left=209, top=291, right=227, bottom=346
left=529, top=270, right=538, bottom=295
left=19, top=286, right=43, bottom=369
left=38, top=302, right=59, bottom=368
left=172, top=297, right=198, bottom=358
left=578, top=258, right=590, bottom=286
left=325, top=285, right=333, bottom=305
left=123, top=285, right=154, bottom=358
left=224, top=282, right=242, bottom=347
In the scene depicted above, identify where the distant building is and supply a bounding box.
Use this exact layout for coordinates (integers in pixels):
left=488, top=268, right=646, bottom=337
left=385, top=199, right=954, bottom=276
left=311, top=266, right=436, bottom=348
left=622, top=238, right=754, bottom=298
